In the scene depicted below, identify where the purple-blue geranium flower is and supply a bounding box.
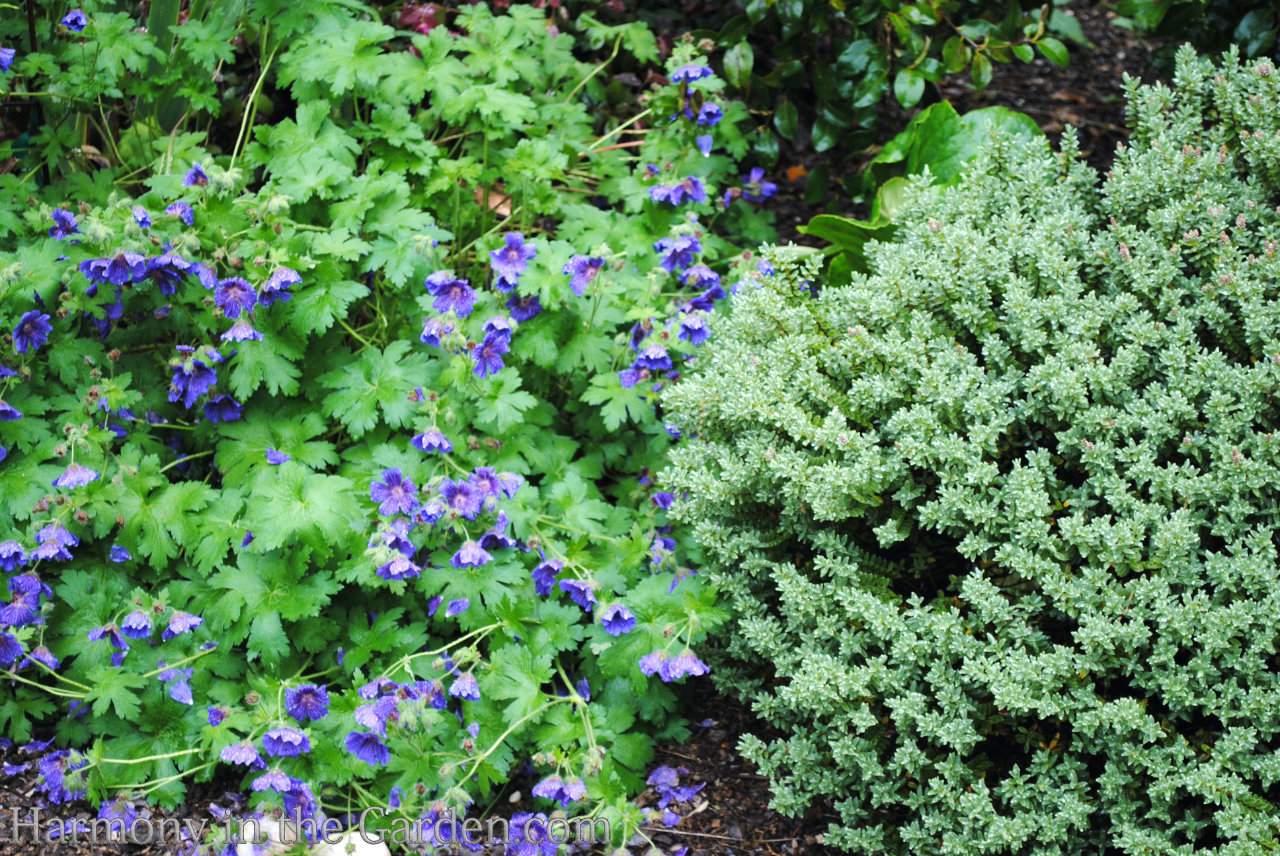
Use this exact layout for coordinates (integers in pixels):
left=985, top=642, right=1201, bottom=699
left=220, top=319, right=262, bottom=342
left=490, top=232, right=537, bottom=284
left=214, top=277, right=257, bottom=319
left=0, top=401, right=21, bottom=421
left=120, top=611, right=152, bottom=639
left=649, top=176, right=706, bottom=206
left=532, top=559, right=563, bottom=596
left=471, top=330, right=510, bottom=378
left=21, top=646, right=60, bottom=672
left=680, top=264, right=720, bottom=290
left=412, top=428, right=452, bottom=454
left=439, top=477, right=483, bottom=520
left=370, top=468, right=420, bottom=516
left=170, top=348, right=218, bottom=408
left=220, top=741, right=261, bottom=766
left=182, top=163, right=209, bottom=187
left=60, top=9, right=87, bottom=31
left=639, top=650, right=667, bottom=677
left=0, top=631, right=23, bottom=667
left=660, top=649, right=710, bottom=682
left=346, top=731, right=390, bottom=766
left=158, top=666, right=194, bottom=704
left=142, top=253, right=193, bottom=296
left=0, top=48, right=14, bottom=74
left=696, top=134, right=713, bottom=157
left=108, top=545, right=131, bottom=563
left=0, top=542, right=27, bottom=572
left=532, top=774, right=588, bottom=807
left=506, top=292, right=542, bottom=321
left=425, top=272, right=476, bottom=318
left=742, top=167, right=778, bottom=202
left=484, top=315, right=514, bottom=340
left=48, top=209, right=80, bottom=240
left=600, top=603, right=636, bottom=636
left=696, top=103, right=723, bottom=126
left=558, top=579, right=597, bottom=612
left=420, top=316, right=454, bottom=347
left=207, top=706, right=229, bottom=726
left=635, top=344, right=673, bottom=372
left=451, top=540, right=492, bottom=569
left=263, top=728, right=311, bottom=758
left=679, top=313, right=710, bottom=345
left=165, top=201, right=194, bottom=225
left=563, top=255, right=605, bottom=296
left=671, top=64, right=714, bottom=83
left=376, top=554, right=421, bottom=581
left=260, top=267, right=300, bottom=307
left=654, top=236, right=701, bottom=272
left=252, top=769, right=293, bottom=792
left=203, top=394, right=241, bottom=423
left=445, top=598, right=470, bottom=617
left=161, top=610, right=202, bottom=641
left=680, top=283, right=727, bottom=314
left=52, top=463, right=98, bottom=489
left=132, top=206, right=151, bottom=228
left=285, top=684, right=329, bottom=723
left=449, top=673, right=480, bottom=701
left=87, top=624, right=129, bottom=651
left=265, top=448, right=290, bottom=465
left=80, top=251, right=146, bottom=286
left=13, top=311, right=52, bottom=354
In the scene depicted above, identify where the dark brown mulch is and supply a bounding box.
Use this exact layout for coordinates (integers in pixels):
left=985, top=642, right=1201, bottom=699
left=630, top=688, right=839, bottom=856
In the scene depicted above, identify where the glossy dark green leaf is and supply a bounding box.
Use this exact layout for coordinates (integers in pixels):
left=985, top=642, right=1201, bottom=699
left=1234, top=10, right=1277, bottom=58
left=715, top=15, right=751, bottom=46
left=1037, top=36, right=1069, bottom=68
left=723, top=41, right=754, bottom=90
left=774, top=100, right=799, bottom=142
left=1012, top=43, right=1034, bottom=63
left=811, top=117, right=839, bottom=153
left=942, top=36, right=971, bottom=73
left=1048, top=8, right=1086, bottom=44
left=893, top=68, right=925, bottom=108
left=804, top=163, right=830, bottom=206
left=971, top=51, right=993, bottom=89
left=760, top=59, right=804, bottom=88
left=753, top=127, right=780, bottom=168
left=835, top=39, right=881, bottom=77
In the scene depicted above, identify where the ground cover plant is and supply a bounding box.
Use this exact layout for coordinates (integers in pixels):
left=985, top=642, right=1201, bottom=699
left=0, top=0, right=795, bottom=850
left=664, top=46, right=1280, bottom=854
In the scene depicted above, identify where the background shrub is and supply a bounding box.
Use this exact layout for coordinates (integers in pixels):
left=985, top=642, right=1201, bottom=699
left=664, top=46, right=1280, bottom=854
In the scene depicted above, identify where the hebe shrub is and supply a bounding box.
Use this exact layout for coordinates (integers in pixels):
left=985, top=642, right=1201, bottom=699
left=663, top=47, right=1280, bottom=854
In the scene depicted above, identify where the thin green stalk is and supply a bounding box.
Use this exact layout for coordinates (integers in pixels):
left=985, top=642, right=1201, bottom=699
left=564, top=35, right=622, bottom=104
left=229, top=40, right=278, bottom=170
left=158, top=449, right=213, bottom=474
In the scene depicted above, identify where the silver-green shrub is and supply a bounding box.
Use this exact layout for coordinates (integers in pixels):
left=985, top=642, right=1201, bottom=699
left=662, top=46, right=1280, bottom=855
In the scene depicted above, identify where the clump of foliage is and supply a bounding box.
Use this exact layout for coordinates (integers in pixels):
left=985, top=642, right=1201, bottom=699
left=663, top=47, right=1280, bottom=854
left=569, top=0, right=1079, bottom=204
left=0, top=0, right=775, bottom=850
left=1117, top=0, right=1279, bottom=68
